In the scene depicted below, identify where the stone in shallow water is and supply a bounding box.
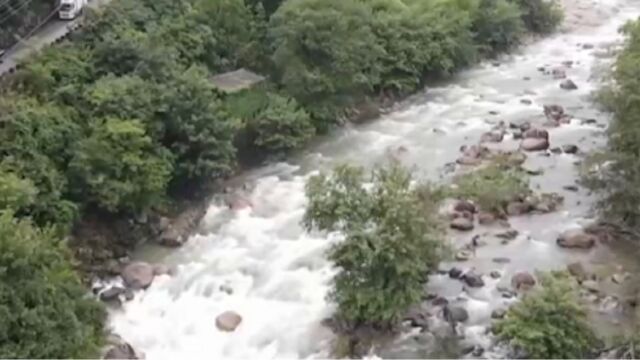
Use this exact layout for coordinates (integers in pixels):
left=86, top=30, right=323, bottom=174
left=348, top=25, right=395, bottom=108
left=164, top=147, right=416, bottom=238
left=521, top=138, right=549, bottom=151
left=216, top=311, right=243, bottom=332
left=511, top=271, right=536, bottom=290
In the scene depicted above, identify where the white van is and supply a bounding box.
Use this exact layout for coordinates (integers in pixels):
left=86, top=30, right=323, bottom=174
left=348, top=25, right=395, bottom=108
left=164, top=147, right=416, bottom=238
left=58, top=0, right=86, bottom=20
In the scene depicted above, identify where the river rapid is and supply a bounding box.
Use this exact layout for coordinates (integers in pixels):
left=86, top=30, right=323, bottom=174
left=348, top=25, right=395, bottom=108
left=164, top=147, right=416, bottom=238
left=108, top=0, right=640, bottom=358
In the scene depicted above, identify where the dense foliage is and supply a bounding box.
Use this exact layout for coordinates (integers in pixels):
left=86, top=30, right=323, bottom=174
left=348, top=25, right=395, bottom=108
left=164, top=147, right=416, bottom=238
left=494, top=272, right=598, bottom=358
left=0, top=0, right=564, bottom=355
left=0, top=212, right=105, bottom=358
left=588, top=19, right=640, bottom=230
left=303, top=163, right=445, bottom=329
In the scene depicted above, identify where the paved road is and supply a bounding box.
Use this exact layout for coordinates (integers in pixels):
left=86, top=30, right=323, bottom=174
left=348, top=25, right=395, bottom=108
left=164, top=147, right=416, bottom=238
left=0, top=0, right=109, bottom=76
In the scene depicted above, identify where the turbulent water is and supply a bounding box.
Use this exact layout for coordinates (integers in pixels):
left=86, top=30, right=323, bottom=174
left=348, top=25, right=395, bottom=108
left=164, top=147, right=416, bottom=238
left=109, top=0, right=640, bottom=358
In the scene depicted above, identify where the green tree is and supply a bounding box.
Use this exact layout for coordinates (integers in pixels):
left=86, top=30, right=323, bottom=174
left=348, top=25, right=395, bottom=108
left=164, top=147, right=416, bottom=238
left=161, top=67, right=238, bottom=184
left=0, top=212, right=105, bottom=358
left=269, top=0, right=385, bottom=124
left=586, top=20, right=640, bottom=229
left=304, top=163, right=445, bottom=329
left=494, top=272, right=598, bottom=358
left=248, top=93, right=315, bottom=153
left=68, top=118, right=173, bottom=213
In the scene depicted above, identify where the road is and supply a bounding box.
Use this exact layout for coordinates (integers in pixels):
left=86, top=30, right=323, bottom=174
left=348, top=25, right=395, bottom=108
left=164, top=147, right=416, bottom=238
left=0, top=0, right=109, bottom=77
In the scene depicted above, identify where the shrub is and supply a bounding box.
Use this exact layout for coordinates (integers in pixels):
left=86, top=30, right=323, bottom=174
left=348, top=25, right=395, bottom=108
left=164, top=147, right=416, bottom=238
left=304, top=163, right=445, bottom=329
left=247, top=93, right=315, bottom=153
left=494, top=272, right=598, bottom=358
left=472, top=0, right=525, bottom=54
left=510, top=0, right=562, bottom=34
left=449, top=163, right=529, bottom=214
left=68, top=118, right=173, bottom=213
left=0, top=212, right=106, bottom=358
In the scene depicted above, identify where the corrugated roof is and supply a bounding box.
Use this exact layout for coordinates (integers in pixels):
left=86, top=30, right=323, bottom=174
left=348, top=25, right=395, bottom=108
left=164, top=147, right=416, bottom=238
left=209, top=68, right=265, bottom=93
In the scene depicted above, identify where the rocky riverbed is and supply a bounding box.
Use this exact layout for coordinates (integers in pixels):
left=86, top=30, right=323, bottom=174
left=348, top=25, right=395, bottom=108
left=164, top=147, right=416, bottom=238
left=98, top=0, right=640, bottom=358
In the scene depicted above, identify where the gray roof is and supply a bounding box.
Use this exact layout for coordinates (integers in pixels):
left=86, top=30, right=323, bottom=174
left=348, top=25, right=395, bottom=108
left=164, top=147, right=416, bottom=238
left=209, top=68, right=265, bottom=93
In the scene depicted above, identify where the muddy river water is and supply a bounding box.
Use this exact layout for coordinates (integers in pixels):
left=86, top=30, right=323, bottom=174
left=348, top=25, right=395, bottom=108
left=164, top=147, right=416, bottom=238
left=107, top=0, right=640, bottom=358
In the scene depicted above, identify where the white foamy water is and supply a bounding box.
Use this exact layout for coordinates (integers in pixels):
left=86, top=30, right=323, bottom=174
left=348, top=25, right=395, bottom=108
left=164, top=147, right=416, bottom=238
left=109, top=0, right=640, bottom=358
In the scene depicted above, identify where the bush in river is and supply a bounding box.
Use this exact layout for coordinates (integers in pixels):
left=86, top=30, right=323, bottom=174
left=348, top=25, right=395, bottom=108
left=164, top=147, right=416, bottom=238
left=494, top=272, right=598, bottom=359
left=448, top=163, right=530, bottom=214
left=303, top=163, right=445, bottom=330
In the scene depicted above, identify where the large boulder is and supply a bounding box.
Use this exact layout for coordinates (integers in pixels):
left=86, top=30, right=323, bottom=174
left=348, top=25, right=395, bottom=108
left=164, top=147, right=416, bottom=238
left=121, top=262, right=155, bottom=290
left=462, top=272, right=485, bottom=287
left=511, top=272, right=536, bottom=290
left=216, top=311, right=242, bottom=332
left=104, top=342, right=138, bottom=359
left=450, top=217, right=474, bottom=231
left=478, top=212, right=497, bottom=225
left=443, top=305, right=469, bottom=324
left=523, top=128, right=549, bottom=140
left=560, top=79, right=578, bottom=90
left=557, top=229, right=597, bottom=249
left=520, top=138, right=549, bottom=151
left=454, top=200, right=476, bottom=214
left=506, top=201, right=532, bottom=216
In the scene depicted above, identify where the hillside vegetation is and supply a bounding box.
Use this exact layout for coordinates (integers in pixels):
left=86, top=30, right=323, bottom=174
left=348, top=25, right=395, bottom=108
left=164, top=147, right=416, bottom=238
left=0, top=0, right=562, bottom=356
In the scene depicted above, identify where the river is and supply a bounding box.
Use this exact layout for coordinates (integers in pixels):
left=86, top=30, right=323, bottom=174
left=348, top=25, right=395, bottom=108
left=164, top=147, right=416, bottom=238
left=108, top=0, right=640, bottom=358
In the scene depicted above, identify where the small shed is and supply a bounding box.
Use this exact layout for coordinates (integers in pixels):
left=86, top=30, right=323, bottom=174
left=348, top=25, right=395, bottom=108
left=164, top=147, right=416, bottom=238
left=209, top=68, right=266, bottom=94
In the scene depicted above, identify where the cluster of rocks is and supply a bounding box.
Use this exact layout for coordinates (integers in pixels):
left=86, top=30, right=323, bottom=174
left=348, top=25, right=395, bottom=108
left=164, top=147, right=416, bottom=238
left=448, top=192, right=563, bottom=232
left=538, top=63, right=579, bottom=90
left=94, top=261, right=173, bottom=308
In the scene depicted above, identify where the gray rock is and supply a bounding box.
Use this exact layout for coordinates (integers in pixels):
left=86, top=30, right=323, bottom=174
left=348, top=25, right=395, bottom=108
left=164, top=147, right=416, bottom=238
left=511, top=272, right=536, bottom=290
left=478, top=212, right=497, bottom=225
left=456, top=250, right=473, bottom=261
left=567, top=262, right=587, bottom=281
left=124, top=288, right=135, bottom=301
left=104, top=342, right=138, bottom=359
left=404, top=303, right=431, bottom=328
left=562, top=144, right=579, bottom=154
left=563, top=185, right=579, bottom=192
left=521, top=138, right=550, bottom=151
left=432, top=296, right=449, bottom=306
left=612, top=273, right=629, bottom=284
left=582, top=280, right=599, bottom=293
left=552, top=68, right=567, bottom=79
left=454, top=200, right=477, bottom=214
left=506, top=201, right=531, bottom=216
left=443, top=305, right=469, bottom=323
left=557, top=229, right=597, bottom=249
left=560, top=79, right=578, bottom=90
left=491, top=308, right=507, bottom=319
left=100, top=287, right=125, bottom=302
left=463, top=272, right=485, bottom=287
left=216, top=311, right=243, bottom=332
left=449, top=267, right=463, bottom=279
left=582, top=43, right=594, bottom=49
left=523, top=128, right=549, bottom=140
left=451, top=217, right=474, bottom=231
left=490, top=270, right=501, bottom=279
left=492, top=257, right=511, bottom=264
left=496, top=229, right=519, bottom=240
left=520, top=99, right=532, bottom=105
left=121, top=262, right=155, bottom=290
